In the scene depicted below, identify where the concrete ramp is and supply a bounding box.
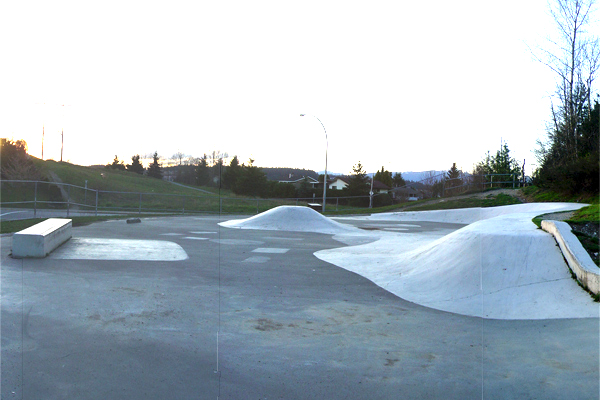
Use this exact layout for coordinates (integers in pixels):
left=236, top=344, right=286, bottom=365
left=319, top=207, right=599, bottom=320
left=364, top=202, right=587, bottom=224
left=220, top=206, right=361, bottom=235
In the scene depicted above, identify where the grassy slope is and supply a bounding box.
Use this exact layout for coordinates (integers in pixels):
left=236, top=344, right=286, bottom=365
left=400, top=193, right=521, bottom=211
left=3, top=159, right=316, bottom=216
left=525, top=185, right=599, bottom=223
left=32, top=159, right=219, bottom=196
left=5, top=161, right=596, bottom=224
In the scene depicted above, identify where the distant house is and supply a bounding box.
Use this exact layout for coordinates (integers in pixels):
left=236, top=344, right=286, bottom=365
left=328, top=176, right=350, bottom=190
left=278, top=175, right=319, bottom=189
left=390, top=186, right=423, bottom=201
left=371, top=180, right=390, bottom=194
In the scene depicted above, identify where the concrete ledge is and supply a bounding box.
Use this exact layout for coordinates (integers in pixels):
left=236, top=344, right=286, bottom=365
left=12, top=218, right=72, bottom=258
left=542, top=220, right=599, bottom=295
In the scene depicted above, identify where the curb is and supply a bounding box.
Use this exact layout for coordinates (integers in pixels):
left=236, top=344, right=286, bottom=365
left=541, top=220, right=599, bottom=295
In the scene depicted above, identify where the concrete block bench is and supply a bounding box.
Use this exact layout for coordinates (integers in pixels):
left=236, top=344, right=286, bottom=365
left=12, top=218, right=72, bottom=258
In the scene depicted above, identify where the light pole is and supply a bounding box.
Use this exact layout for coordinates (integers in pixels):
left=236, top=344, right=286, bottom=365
left=300, top=114, right=328, bottom=213
left=369, top=171, right=374, bottom=208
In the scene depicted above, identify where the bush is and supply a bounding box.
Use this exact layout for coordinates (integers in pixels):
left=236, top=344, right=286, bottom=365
left=535, top=153, right=599, bottom=195
left=373, top=193, right=393, bottom=207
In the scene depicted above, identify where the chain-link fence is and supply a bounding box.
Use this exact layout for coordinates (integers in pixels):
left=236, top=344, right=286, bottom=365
left=1, top=174, right=524, bottom=220
left=1, top=180, right=379, bottom=218
left=409, top=172, right=523, bottom=198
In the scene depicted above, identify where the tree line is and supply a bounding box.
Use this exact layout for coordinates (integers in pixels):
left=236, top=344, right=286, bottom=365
left=106, top=152, right=163, bottom=179
left=532, top=0, right=598, bottom=195
left=107, top=151, right=306, bottom=199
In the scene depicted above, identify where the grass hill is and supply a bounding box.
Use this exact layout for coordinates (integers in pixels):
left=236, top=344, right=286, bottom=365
left=32, top=159, right=219, bottom=196
left=2, top=158, right=305, bottom=215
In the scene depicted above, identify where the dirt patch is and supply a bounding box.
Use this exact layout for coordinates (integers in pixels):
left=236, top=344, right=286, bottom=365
left=254, top=318, right=284, bottom=331
left=541, top=211, right=576, bottom=221
left=395, top=188, right=525, bottom=211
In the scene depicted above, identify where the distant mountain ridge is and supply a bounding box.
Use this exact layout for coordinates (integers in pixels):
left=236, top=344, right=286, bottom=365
left=401, top=171, right=447, bottom=182
left=262, top=167, right=448, bottom=183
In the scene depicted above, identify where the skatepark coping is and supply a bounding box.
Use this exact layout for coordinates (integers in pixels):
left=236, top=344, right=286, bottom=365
left=542, top=220, right=600, bottom=295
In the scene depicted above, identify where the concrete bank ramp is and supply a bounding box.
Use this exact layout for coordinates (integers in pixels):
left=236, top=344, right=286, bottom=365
left=363, top=202, right=588, bottom=224
left=219, top=206, right=362, bottom=235
left=318, top=204, right=598, bottom=320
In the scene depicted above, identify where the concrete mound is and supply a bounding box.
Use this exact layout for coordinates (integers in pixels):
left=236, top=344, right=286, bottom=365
left=219, top=206, right=360, bottom=235
left=318, top=208, right=599, bottom=320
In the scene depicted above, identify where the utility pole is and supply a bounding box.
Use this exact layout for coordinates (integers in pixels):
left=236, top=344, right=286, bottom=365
left=60, top=104, right=69, bottom=162
left=42, top=125, right=44, bottom=160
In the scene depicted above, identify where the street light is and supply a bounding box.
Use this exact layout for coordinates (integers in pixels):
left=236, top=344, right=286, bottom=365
left=300, top=114, right=328, bottom=213
left=369, top=171, right=374, bottom=209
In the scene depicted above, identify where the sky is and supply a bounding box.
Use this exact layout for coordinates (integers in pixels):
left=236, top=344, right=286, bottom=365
left=1, top=0, right=592, bottom=176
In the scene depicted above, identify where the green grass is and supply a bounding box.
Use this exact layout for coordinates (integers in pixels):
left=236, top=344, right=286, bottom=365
left=530, top=191, right=599, bottom=274
left=325, top=203, right=402, bottom=216
left=522, top=185, right=598, bottom=204
left=531, top=216, right=544, bottom=228
left=33, top=159, right=220, bottom=196
left=401, top=193, right=521, bottom=212
left=3, top=159, right=230, bottom=213
left=567, top=203, right=599, bottom=223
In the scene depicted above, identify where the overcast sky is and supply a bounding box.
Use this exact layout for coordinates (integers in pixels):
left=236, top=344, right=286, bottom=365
left=2, top=0, right=587, bottom=176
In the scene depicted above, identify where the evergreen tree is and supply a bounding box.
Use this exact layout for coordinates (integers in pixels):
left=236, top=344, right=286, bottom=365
left=445, top=163, right=462, bottom=196
left=147, top=151, right=163, bottom=179
left=235, top=159, right=268, bottom=197
left=392, top=172, right=406, bottom=188
left=127, top=154, right=145, bottom=175
left=196, top=154, right=210, bottom=186
left=222, top=155, right=241, bottom=191
left=108, top=155, right=126, bottom=171
left=346, top=162, right=370, bottom=197
left=175, top=163, right=197, bottom=185
left=446, top=163, right=462, bottom=187
left=210, top=157, right=224, bottom=187
left=492, top=143, right=520, bottom=176
left=374, top=166, right=393, bottom=187
left=473, top=143, right=521, bottom=188
left=535, top=101, right=599, bottom=193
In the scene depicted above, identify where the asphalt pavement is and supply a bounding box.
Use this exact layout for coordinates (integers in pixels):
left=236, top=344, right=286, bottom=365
left=1, top=215, right=598, bottom=399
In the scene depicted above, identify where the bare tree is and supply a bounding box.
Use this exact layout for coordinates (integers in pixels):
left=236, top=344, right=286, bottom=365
left=420, top=170, right=445, bottom=186
left=172, top=151, right=185, bottom=165
left=208, top=150, right=228, bottom=166
left=533, top=0, right=599, bottom=161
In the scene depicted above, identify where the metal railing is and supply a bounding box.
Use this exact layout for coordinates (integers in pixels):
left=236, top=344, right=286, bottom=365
left=1, top=174, right=525, bottom=220
left=0, top=180, right=380, bottom=218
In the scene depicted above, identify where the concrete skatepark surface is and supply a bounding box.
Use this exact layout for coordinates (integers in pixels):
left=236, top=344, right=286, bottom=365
left=1, top=205, right=599, bottom=399
left=223, top=204, right=598, bottom=319
left=220, top=205, right=361, bottom=235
